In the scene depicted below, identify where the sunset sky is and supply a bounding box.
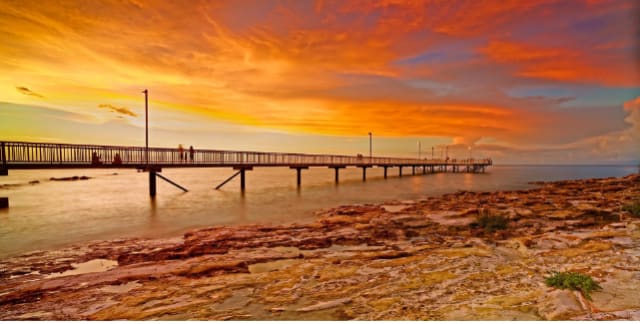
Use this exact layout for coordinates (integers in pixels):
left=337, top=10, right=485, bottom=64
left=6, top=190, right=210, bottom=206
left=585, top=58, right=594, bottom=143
left=0, top=0, right=638, bottom=164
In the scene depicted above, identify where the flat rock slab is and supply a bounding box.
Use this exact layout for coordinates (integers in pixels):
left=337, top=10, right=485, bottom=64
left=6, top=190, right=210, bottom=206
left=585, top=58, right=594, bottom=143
left=1, top=174, right=639, bottom=320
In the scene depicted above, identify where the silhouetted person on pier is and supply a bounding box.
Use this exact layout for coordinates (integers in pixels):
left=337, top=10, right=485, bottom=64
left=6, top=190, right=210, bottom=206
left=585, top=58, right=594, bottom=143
left=189, top=146, right=194, bottom=162
left=113, top=153, right=122, bottom=166
left=178, top=144, right=184, bottom=162
left=91, top=152, right=102, bottom=165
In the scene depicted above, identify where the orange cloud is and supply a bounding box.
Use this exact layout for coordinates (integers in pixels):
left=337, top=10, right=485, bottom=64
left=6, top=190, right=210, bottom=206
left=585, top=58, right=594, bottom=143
left=482, top=40, right=639, bottom=86
left=0, top=0, right=637, bottom=164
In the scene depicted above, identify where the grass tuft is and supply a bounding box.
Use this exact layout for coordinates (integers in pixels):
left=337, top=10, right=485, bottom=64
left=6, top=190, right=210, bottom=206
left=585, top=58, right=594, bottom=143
left=544, top=271, right=602, bottom=300
left=475, top=210, right=508, bottom=233
left=622, top=200, right=640, bottom=217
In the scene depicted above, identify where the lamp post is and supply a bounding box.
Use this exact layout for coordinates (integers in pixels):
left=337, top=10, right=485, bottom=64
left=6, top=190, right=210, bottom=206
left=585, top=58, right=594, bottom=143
left=368, top=132, right=372, bottom=163
left=431, top=146, right=434, bottom=160
left=143, top=89, right=149, bottom=168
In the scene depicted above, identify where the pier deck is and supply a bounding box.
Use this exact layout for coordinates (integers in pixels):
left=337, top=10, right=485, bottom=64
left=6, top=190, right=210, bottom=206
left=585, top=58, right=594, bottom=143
left=0, top=140, right=492, bottom=200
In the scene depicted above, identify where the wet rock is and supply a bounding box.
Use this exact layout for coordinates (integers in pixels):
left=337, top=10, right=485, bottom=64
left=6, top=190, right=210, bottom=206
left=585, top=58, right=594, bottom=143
left=1, top=174, right=639, bottom=320
left=591, top=271, right=640, bottom=312
left=297, top=297, right=352, bottom=312
left=538, top=290, right=584, bottom=320
left=49, top=176, right=91, bottom=181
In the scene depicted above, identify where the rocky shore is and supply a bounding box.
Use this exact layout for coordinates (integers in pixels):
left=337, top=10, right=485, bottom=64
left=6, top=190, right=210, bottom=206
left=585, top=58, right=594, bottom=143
left=1, top=174, right=639, bottom=320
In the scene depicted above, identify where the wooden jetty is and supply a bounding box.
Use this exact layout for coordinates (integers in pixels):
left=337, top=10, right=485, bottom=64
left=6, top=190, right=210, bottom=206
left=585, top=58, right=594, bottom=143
left=0, top=140, right=492, bottom=205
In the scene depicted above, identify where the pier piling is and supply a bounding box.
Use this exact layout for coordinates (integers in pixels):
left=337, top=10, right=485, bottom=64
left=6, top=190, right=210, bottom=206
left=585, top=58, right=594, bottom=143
left=240, top=170, right=245, bottom=191
left=360, top=166, right=370, bottom=181
left=232, top=166, right=253, bottom=192
left=1, top=141, right=7, bottom=208
left=330, top=166, right=345, bottom=183
left=0, top=142, right=6, bottom=176
left=149, top=171, right=157, bottom=197
left=291, top=166, right=309, bottom=187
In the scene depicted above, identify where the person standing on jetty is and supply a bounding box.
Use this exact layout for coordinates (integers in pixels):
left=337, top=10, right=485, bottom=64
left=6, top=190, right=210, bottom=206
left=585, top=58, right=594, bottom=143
left=91, top=152, right=102, bottom=165
left=189, top=145, right=195, bottom=163
left=178, top=144, right=184, bottom=162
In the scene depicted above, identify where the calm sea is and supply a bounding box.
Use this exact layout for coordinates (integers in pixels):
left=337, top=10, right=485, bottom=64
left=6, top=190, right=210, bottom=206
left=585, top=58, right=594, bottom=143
left=0, top=165, right=636, bottom=258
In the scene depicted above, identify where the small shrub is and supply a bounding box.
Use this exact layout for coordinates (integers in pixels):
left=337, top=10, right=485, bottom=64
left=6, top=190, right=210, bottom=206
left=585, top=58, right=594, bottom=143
left=475, top=210, right=508, bottom=233
left=622, top=200, right=640, bottom=217
left=544, top=271, right=602, bottom=300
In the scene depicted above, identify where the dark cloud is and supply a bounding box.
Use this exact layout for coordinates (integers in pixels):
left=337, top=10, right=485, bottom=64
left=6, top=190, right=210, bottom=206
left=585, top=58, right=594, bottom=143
left=98, top=104, right=137, bottom=117
left=16, top=86, right=44, bottom=98
left=523, top=96, right=576, bottom=105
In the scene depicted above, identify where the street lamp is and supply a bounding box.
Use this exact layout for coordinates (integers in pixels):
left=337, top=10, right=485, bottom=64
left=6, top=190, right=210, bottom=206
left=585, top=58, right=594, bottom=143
left=143, top=89, right=149, bottom=168
left=431, top=146, right=434, bottom=160
left=368, top=132, right=372, bottom=163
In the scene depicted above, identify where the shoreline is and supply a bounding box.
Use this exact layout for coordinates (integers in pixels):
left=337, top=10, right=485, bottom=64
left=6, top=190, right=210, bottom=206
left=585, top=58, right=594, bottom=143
left=1, top=173, right=639, bottom=320
left=2, top=164, right=636, bottom=259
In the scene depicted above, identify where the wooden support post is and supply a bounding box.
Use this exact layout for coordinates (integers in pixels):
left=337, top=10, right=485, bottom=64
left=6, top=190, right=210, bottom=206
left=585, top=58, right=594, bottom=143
left=0, top=142, right=6, bottom=208
left=156, top=173, right=188, bottom=192
left=0, top=142, right=6, bottom=176
left=383, top=166, right=388, bottom=179
left=290, top=166, right=308, bottom=187
left=215, top=170, right=241, bottom=190
left=412, top=166, right=415, bottom=175
left=361, top=166, right=367, bottom=181
left=149, top=170, right=157, bottom=197
left=231, top=166, right=253, bottom=192
left=423, top=165, right=426, bottom=174
left=240, top=169, right=245, bottom=191
left=329, top=166, right=344, bottom=184
left=399, top=166, right=403, bottom=177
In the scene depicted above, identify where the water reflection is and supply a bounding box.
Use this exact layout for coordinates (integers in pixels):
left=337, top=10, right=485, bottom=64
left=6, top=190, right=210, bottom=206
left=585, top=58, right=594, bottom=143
left=0, top=165, right=635, bottom=257
left=463, top=173, right=474, bottom=190
left=148, top=196, right=158, bottom=227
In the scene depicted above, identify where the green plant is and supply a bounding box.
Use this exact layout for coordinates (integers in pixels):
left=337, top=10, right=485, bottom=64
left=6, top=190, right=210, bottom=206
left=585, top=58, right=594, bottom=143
left=475, top=210, right=508, bottom=232
left=544, top=271, right=602, bottom=300
left=622, top=200, right=640, bottom=217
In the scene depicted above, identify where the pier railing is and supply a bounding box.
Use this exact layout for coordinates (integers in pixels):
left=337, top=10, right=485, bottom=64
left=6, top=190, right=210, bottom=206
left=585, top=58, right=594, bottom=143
left=1, top=140, right=491, bottom=169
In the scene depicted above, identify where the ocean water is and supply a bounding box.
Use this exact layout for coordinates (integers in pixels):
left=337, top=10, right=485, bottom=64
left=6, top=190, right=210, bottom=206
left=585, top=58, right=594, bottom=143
left=0, top=165, right=636, bottom=258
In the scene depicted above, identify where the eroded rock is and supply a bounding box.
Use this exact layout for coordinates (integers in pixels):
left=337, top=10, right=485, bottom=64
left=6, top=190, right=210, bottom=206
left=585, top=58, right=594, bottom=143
left=0, top=173, right=639, bottom=320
